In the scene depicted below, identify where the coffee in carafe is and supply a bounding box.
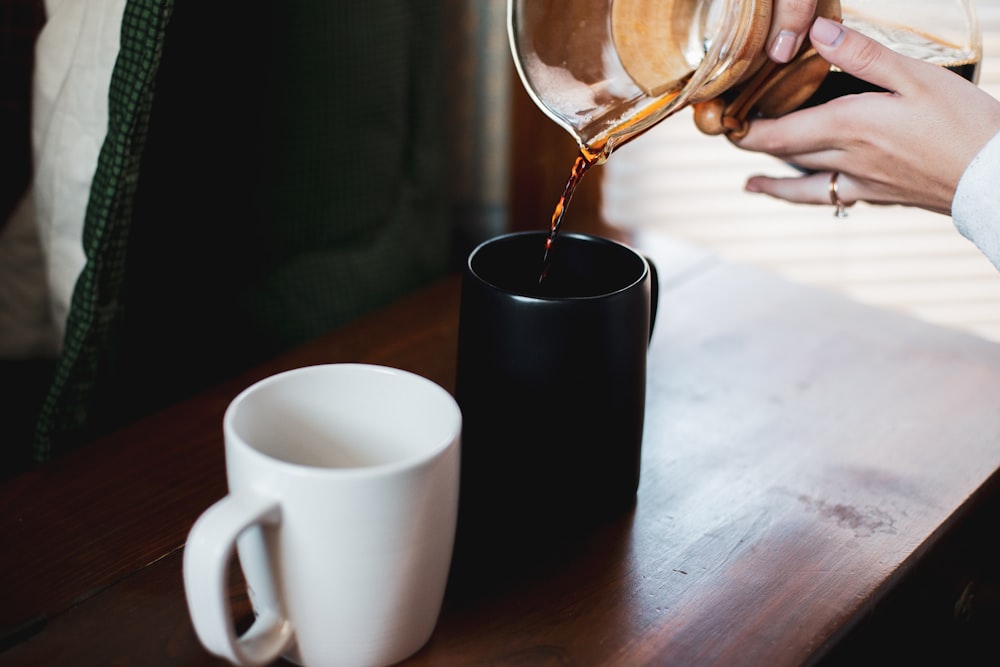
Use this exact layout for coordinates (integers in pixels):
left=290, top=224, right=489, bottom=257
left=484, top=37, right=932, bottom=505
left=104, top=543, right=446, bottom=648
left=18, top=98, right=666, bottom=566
left=508, top=0, right=981, bottom=262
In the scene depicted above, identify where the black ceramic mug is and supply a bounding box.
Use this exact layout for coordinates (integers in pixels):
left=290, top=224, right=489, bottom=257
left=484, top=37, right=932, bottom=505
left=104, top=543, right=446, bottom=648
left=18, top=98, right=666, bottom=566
left=454, top=231, right=657, bottom=564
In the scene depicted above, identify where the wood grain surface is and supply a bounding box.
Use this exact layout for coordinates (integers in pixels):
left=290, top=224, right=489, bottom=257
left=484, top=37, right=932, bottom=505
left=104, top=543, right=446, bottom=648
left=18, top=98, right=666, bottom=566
left=2, top=233, right=999, bottom=666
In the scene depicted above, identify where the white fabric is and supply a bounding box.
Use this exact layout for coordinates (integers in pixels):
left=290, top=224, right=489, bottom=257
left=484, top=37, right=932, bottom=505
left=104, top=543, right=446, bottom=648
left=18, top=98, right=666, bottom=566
left=0, top=0, right=126, bottom=358
left=0, top=196, right=57, bottom=357
left=952, top=129, right=1000, bottom=272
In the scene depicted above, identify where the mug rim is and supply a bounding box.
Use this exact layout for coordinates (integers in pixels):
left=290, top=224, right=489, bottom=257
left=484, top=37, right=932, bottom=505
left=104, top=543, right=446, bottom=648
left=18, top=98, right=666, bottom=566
left=467, top=230, right=649, bottom=300
left=223, top=363, right=461, bottom=478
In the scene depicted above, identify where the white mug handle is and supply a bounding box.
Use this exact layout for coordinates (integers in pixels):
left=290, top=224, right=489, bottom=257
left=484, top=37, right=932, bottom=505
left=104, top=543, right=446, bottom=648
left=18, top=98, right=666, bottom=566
left=183, top=492, right=295, bottom=666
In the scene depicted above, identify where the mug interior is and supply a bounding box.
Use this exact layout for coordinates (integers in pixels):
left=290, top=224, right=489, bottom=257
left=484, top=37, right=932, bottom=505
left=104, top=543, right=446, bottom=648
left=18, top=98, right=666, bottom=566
left=469, top=232, right=647, bottom=298
left=226, top=364, right=460, bottom=470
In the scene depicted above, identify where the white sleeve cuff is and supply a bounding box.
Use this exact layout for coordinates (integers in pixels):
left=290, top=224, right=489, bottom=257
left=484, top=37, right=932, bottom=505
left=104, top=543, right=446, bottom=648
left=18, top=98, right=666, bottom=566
left=952, top=129, right=1000, bottom=271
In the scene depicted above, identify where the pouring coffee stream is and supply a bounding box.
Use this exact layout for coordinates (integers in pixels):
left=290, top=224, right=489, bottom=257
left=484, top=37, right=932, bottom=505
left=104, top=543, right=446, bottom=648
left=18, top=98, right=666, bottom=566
left=540, top=154, right=594, bottom=283
left=513, top=0, right=981, bottom=279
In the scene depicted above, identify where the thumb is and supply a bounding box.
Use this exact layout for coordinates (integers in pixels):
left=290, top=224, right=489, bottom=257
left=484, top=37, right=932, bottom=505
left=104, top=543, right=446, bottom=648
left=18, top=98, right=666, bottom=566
left=809, top=16, right=927, bottom=94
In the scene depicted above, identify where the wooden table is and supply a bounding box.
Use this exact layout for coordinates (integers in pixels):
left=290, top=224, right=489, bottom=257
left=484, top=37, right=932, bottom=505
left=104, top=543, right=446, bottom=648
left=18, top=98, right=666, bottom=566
left=3, top=231, right=999, bottom=666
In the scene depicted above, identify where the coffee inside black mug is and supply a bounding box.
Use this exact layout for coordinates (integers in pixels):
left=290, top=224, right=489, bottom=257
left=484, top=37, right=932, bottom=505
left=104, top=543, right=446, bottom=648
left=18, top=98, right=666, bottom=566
left=454, top=231, right=658, bottom=565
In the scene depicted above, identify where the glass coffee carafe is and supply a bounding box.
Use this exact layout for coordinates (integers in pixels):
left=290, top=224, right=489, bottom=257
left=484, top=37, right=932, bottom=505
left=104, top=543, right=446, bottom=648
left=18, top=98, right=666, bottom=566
left=509, top=0, right=982, bottom=164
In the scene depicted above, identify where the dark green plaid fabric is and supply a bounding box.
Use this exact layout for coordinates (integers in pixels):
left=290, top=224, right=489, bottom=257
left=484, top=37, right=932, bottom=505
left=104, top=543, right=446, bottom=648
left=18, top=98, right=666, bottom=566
left=34, top=0, right=175, bottom=461
left=34, top=1, right=449, bottom=461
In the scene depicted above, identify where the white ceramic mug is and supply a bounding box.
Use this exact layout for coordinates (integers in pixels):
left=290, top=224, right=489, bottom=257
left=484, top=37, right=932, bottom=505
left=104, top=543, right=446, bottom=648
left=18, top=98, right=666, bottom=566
left=183, top=364, right=461, bottom=667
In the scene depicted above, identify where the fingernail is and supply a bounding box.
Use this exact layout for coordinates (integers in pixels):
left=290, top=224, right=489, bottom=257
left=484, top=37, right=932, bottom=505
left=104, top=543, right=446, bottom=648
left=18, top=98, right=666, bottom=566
left=769, top=30, right=798, bottom=63
left=745, top=181, right=761, bottom=193
left=811, top=17, right=846, bottom=47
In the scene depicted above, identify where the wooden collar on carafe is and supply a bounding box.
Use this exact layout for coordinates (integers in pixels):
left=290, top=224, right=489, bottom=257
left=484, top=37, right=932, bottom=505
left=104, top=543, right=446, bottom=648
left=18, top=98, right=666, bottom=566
left=610, top=0, right=842, bottom=140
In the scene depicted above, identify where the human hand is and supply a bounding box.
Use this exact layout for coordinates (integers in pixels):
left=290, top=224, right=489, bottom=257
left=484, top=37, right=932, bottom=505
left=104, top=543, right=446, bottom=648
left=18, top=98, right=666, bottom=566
left=738, top=17, right=1000, bottom=215
left=767, top=0, right=819, bottom=63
